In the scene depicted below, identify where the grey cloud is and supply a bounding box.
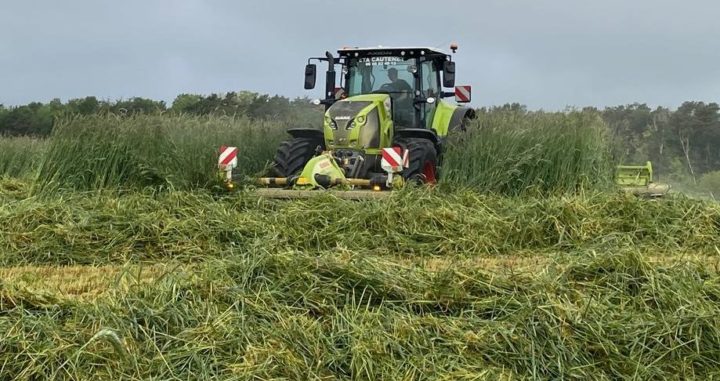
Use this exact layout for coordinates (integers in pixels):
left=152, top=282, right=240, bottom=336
left=1, top=0, right=718, bottom=109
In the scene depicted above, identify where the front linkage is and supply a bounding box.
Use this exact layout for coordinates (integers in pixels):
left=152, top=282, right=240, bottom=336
left=219, top=149, right=407, bottom=193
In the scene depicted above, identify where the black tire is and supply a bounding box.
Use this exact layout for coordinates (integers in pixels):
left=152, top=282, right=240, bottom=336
left=392, top=137, right=438, bottom=184
left=269, top=137, right=323, bottom=177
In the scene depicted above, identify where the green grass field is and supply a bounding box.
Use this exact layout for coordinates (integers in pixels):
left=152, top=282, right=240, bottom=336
left=1, top=111, right=719, bottom=380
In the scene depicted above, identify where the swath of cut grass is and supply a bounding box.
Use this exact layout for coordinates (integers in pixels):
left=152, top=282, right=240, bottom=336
left=0, top=263, right=183, bottom=300
left=1, top=183, right=719, bottom=266
left=1, top=179, right=719, bottom=379
left=1, top=248, right=719, bottom=379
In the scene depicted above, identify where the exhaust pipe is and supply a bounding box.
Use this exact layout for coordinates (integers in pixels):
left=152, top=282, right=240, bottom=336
left=324, top=51, right=336, bottom=109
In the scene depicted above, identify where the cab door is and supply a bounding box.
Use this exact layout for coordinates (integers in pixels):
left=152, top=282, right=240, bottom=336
left=420, top=60, right=440, bottom=129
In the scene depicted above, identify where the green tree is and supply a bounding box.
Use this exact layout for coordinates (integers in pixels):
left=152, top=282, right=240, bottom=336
left=668, top=102, right=720, bottom=181
left=171, top=94, right=203, bottom=114
left=67, top=96, right=101, bottom=115
left=112, top=97, right=166, bottom=115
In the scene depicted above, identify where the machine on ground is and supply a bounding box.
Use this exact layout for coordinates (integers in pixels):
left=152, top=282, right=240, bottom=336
left=615, top=161, right=670, bottom=198
left=219, top=44, right=476, bottom=198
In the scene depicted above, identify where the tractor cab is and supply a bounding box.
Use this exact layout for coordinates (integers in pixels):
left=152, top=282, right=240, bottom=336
left=340, top=47, right=450, bottom=128
left=304, top=46, right=466, bottom=131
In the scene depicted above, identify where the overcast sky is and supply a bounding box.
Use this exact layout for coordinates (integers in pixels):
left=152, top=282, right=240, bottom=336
left=2, top=0, right=719, bottom=110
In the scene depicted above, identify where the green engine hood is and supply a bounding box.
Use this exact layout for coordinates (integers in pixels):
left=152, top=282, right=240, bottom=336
left=324, top=94, right=393, bottom=151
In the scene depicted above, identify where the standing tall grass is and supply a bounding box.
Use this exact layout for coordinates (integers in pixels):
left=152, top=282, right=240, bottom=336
left=0, top=136, right=47, bottom=179
left=27, top=108, right=616, bottom=195
left=442, top=109, right=614, bottom=195
left=33, top=114, right=287, bottom=193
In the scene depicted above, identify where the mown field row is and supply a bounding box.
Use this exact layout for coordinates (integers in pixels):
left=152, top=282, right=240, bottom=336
left=1, top=179, right=719, bottom=378
left=2, top=183, right=718, bottom=266
left=1, top=235, right=719, bottom=378
left=2, top=111, right=719, bottom=379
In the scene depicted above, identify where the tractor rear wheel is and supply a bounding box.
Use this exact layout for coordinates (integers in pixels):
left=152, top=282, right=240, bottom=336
left=270, top=137, right=323, bottom=177
left=392, top=137, right=438, bottom=184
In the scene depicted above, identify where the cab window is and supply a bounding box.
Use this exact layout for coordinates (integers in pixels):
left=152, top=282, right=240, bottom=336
left=421, top=60, right=440, bottom=127
left=422, top=61, right=440, bottom=98
left=346, top=57, right=416, bottom=96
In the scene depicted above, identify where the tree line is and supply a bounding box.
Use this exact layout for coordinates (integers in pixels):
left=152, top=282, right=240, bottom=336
left=0, top=91, right=323, bottom=137
left=597, top=102, right=720, bottom=185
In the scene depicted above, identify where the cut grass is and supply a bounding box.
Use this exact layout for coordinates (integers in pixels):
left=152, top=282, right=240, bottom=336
left=0, top=177, right=31, bottom=202
left=2, top=185, right=719, bottom=266
left=3, top=248, right=717, bottom=304
left=0, top=263, right=186, bottom=301
left=0, top=184, right=720, bottom=265
left=1, top=180, right=719, bottom=378
left=1, top=248, right=719, bottom=379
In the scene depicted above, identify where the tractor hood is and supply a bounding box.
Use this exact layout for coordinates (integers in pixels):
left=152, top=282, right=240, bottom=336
left=324, top=94, right=392, bottom=150
left=326, top=100, right=373, bottom=130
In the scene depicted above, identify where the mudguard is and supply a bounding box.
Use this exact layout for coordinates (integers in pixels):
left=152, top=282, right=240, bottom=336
left=394, top=128, right=440, bottom=154
left=287, top=128, right=324, bottom=140
left=449, top=107, right=476, bottom=132
left=394, top=128, right=439, bottom=145
left=431, top=101, right=476, bottom=137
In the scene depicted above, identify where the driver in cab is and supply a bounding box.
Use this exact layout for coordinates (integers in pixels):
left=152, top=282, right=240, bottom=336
left=385, top=67, right=412, bottom=92
left=383, top=67, right=413, bottom=126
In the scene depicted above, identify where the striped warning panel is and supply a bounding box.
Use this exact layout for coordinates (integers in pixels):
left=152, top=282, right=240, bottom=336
left=454, top=86, right=471, bottom=102
left=218, top=146, right=238, bottom=168
left=381, top=147, right=408, bottom=172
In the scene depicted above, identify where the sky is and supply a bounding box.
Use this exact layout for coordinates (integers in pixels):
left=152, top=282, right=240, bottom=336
left=1, top=0, right=719, bottom=110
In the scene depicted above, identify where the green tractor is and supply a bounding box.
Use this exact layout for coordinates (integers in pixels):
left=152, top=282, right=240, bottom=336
left=221, top=44, right=476, bottom=198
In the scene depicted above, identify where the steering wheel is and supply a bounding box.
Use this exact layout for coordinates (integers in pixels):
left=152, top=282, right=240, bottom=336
left=371, top=83, right=395, bottom=93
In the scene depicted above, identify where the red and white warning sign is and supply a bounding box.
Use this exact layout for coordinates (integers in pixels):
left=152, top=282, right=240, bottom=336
left=381, top=147, right=408, bottom=173
left=454, top=85, right=472, bottom=103
left=218, top=146, right=238, bottom=169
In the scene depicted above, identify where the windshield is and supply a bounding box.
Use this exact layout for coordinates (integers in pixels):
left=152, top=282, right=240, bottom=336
left=346, top=57, right=416, bottom=96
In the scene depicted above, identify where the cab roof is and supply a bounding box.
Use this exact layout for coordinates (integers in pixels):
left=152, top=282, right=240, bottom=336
left=337, top=46, right=449, bottom=58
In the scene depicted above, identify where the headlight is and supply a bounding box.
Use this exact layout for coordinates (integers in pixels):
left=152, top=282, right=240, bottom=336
left=347, top=115, right=366, bottom=130
left=325, top=115, right=338, bottom=130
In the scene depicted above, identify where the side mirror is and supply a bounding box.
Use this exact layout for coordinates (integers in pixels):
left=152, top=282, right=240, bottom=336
left=304, top=64, right=317, bottom=90
left=443, top=61, right=455, bottom=88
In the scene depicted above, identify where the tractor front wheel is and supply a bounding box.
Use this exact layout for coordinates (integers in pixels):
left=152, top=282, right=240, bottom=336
left=270, top=137, right=323, bottom=178
left=393, top=137, right=438, bottom=184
